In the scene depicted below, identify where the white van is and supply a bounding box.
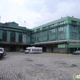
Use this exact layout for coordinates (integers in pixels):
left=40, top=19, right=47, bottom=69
left=25, top=46, right=42, bottom=54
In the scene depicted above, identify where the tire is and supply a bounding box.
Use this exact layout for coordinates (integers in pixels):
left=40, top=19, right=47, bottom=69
left=1, top=54, right=4, bottom=58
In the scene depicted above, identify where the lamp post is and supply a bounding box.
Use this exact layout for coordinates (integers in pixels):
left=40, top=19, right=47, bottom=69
left=24, top=21, right=26, bottom=27
left=0, top=16, right=1, bottom=23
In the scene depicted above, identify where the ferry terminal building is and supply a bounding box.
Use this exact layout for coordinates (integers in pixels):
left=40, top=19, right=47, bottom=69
left=0, top=16, right=80, bottom=53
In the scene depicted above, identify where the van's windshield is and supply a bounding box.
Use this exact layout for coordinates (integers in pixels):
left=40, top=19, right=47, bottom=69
left=26, top=49, right=30, bottom=51
left=0, top=49, right=3, bottom=51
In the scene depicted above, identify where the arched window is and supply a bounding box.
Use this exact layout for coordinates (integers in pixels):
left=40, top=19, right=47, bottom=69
left=2, top=31, right=7, bottom=41
left=10, top=32, right=15, bottom=42
left=19, top=33, right=22, bottom=42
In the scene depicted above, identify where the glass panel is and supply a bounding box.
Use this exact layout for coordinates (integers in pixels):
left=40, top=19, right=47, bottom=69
left=72, top=20, right=77, bottom=24
left=50, top=24, right=54, bottom=28
left=58, top=21, right=65, bottom=25
left=72, top=26, right=77, bottom=31
left=36, top=28, right=40, bottom=32
left=10, top=32, right=15, bottom=42
left=19, top=33, right=22, bottom=42
left=2, top=31, right=7, bottom=41
left=42, top=26, right=49, bottom=30
left=58, top=27, right=64, bottom=31
left=50, top=29, right=55, bottom=33
left=72, top=32, right=77, bottom=39
left=58, top=32, right=65, bottom=39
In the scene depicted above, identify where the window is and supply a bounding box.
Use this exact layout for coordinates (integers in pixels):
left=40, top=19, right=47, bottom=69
left=37, top=37, right=40, bottom=42
left=50, top=29, right=55, bottom=33
left=10, top=32, right=15, bottom=42
left=2, top=31, right=7, bottom=41
left=22, top=34, right=26, bottom=43
left=50, top=24, right=54, bottom=28
left=72, top=26, right=77, bottom=31
left=72, top=20, right=77, bottom=24
left=0, top=49, right=3, bottom=51
left=60, top=33, right=65, bottom=39
left=43, top=35, right=47, bottom=41
left=32, top=49, right=34, bottom=51
left=42, top=26, right=49, bottom=30
left=58, top=32, right=65, bottom=39
left=19, top=33, right=22, bottom=42
left=49, top=34, right=55, bottom=40
left=32, top=36, right=36, bottom=43
left=36, top=28, right=40, bottom=32
left=72, top=32, right=77, bottom=39
left=58, top=21, right=65, bottom=25
left=58, top=27, right=64, bottom=31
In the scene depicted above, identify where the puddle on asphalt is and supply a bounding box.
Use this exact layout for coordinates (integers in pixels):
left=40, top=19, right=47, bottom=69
left=54, top=61, right=78, bottom=68
left=25, top=58, right=33, bottom=62
left=68, top=64, right=77, bottom=67
left=54, top=61, right=67, bottom=66
left=35, top=64, right=44, bottom=67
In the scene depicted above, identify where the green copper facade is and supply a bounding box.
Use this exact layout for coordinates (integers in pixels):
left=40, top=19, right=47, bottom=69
left=32, top=16, right=80, bottom=42
left=0, top=22, right=32, bottom=51
left=32, top=16, right=80, bottom=53
left=0, top=16, right=80, bottom=53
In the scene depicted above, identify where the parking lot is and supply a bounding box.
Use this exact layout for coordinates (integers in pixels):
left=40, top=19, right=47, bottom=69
left=0, top=52, right=80, bottom=80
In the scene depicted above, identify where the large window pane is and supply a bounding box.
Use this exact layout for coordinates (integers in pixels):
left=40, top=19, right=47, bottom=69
left=72, top=26, right=77, bottom=31
left=50, top=29, right=55, bottom=33
left=19, top=33, right=22, bottom=42
left=58, top=32, right=65, bottom=39
left=22, top=34, right=26, bottom=43
left=49, top=34, right=55, bottom=40
left=58, top=27, right=64, bottom=31
left=2, top=31, right=7, bottom=41
left=72, top=32, right=77, bottom=39
left=10, top=32, right=15, bottom=42
left=50, top=24, right=54, bottom=28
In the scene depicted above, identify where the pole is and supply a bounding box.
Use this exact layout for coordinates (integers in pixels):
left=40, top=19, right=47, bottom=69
left=24, top=21, right=26, bottom=27
left=0, top=16, right=1, bottom=23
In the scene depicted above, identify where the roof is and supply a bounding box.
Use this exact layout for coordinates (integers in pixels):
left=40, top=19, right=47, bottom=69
left=0, top=22, right=32, bottom=31
left=32, top=16, right=80, bottom=32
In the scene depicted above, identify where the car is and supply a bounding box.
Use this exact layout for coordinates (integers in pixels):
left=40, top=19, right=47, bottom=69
left=0, top=47, right=6, bottom=58
left=25, top=50, right=29, bottom=54
left=72, top=50, right=80, bottom=55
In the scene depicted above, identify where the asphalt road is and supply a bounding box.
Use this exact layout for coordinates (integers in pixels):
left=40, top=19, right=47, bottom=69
left=0, top=52, right=80, bottom=80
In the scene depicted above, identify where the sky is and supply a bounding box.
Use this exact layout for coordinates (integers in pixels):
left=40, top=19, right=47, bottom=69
left=0, top=0, right=80, bottom=29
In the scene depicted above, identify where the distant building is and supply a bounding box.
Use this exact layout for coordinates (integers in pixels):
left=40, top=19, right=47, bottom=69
left=0, top=22, right=32, bottom=51
left=0, top=16, right=80, bottom=53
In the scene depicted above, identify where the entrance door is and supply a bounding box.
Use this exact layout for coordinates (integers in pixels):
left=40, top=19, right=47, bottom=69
left=43, top=46, right=46, bottom=52
left=10, top=46, right=16, bottom=52
left=70, top=48, right=77, bottom=53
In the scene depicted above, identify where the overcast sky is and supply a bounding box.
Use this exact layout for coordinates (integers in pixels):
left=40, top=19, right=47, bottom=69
left=0, top=0, right=80, bottom=28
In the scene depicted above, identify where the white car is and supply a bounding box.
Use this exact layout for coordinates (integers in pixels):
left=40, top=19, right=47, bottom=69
left=25, top=50, right=29, bottom=54
left=0, top=48, right=6, bottom=58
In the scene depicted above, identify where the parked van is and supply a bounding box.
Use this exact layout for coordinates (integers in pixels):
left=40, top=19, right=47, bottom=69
left=25, top=46, right=42, bottom=54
